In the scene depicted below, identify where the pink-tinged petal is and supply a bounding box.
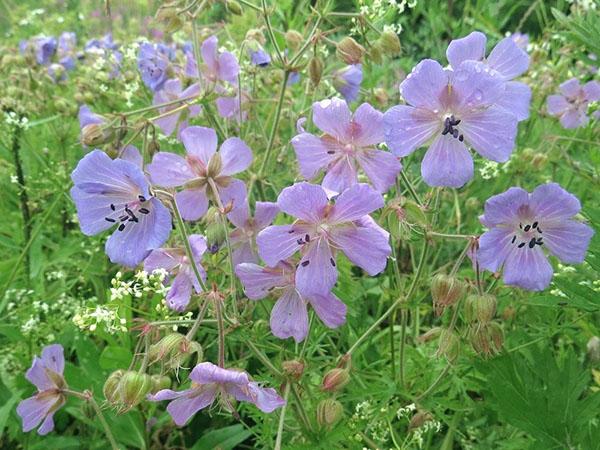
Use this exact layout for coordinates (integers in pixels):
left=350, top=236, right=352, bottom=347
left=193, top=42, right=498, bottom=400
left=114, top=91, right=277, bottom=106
left=529, top=183, right=581, bottom=222
left=451, top=60, right=505, bottom=110
left=232, top=242, right=258, bottom=268
left=144, top=249, right=179, bottom=273
left=147, top=388, right=189, bottom=402
left=503, top=246, right=553, bottom=291
left=235, top=263, right=289, bottom=299
left=220, top=179, right=248, bottom=223
left=496, top=81, right=531, bottom=121
left=420, top=135, right=473, bottom=188
left=277, top=182, right=328, bottom=223
left=176, top=188, right=209, bottom=221
left=25, top=358, right=54, bottom=391
left=560, top=108, right=588, bottom=129
left=351, top=103, right=385, bottom=146
left=542, top=220, right=594, bottom=264
left=120, top=145, right=143, bottom=168
left=307, top=291, right=347, bottom=328
left=583, top=80, right=600, bottom=101
left=270, top=287, right=308, bottom=342
left=166, top=272, right=193, bottom=311
left=321, top=157, right=358, bottom=194
left=356, top=148, right=402, bottom=193
left=383, top=105, right=440, bottom=156
left=201, top=36, right=219, bottom=73
left=167, top=385, right=217, bottom=426
left=461, top=106, right=517, bottom=162
left=312, top=97, right=352, bottom=141
left=40, top=344, right=64, bottom=375
left=17, top=395, right=58, bottom=433
left=329, top=183, right=384, bottom=223
left=217, top=51, right=240, bottom=84
left=487, top=37, right=529, bottom=80
left=219, top=137, right=252, bottom=175
left=181, top=126, right=218, bottom=163
left=254, top=202, right=279, bottom=229
left=191, top=362, right=250, bottom=385
left=291, top=133, right=335, bottom=179
left=546, top=95, right=569, bottom=116
left=154, top=110, right=180, bottom=136
left=400, top=59, right=447, bottom=110
left=330, top=224, right=390, bottom=275
left=477, top=227, right=515, bottom=273
left=559, top=78, right=581, bottom=99
left=296, top=238, right=337, bottom=295
left=147, top=152, right=195, bottom=187
left=246, top=383, right=286, bottom=413
left=481, top=187, right=529, bottom=227
left=257, top=224, right=308, bottom=267
left=446, top=31, right=487, bottom=68
left=227, top=196, right=250, bottom=229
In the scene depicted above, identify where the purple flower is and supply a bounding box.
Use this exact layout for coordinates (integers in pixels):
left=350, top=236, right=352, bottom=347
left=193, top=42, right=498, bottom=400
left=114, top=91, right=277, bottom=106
left=236, top=260, right=346, bottom=342
left=148, top=362, right=285, bottom=425
left=85, top=33, right=118, bottom=52
left=57, top=32, right=77, bottom=70
left=199, top=35, right=240, bottom=86
left=333, top=64, right=362, bottom=102
left=216, top=91, right=250, bottom=122
left=249, top=48, right=271, bottom=67
left=547, top=78, right=600, bottom=129
left=384, top=59, right=517, bottom=188
left=70, top=150, right=172, bottom=267
left=78, top=105, right=104, bottom=129
left=146, top=126, right=251, bottom=221
left=510, top=32, right=529, bottom=51
left=152, top=79, right=201, bottom=137
left=257, top=182, right=390, bottom=295
left=477, top=183, right=594, bottom=291
left=287, top=71, right=301, bottom=86
left=17, top=345, right=66, bottom=435
left=228, top=199, right=279, bottom=267
left=446, top=31, right=531, bottom=121
left=291, top=97, right=401, bottom=194
left=144, top=235, right=207, bottom=311
left=20, top=36, right=57, bottom=65
left=138, top=42, right=172, bottom=92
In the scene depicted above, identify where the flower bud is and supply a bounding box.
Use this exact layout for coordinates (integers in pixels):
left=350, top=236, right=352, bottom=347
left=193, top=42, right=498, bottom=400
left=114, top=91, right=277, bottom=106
left=431, top=274, right=465, bottom=315
left=285, top=30, right=304, bottom=50
left=336, top=37, right=366, bottom=65
left=587, top=336, right=600, bottom=364
left=464, top=294, right=497, bottom=323
left=417, top=326, right=442, bottom=344
left=308, top=56, right=324, bottom=87
left=206, top=221, right=226, bottom=254
left=282, top=359, right=305, bottom=381
left=436, top=328, right=460, bottom=362
left=155, top=4, right=183, bottom=33
left=369, top=43, right=383, bottom=65
left=147, top=138, right=160, bottom=157
left=225, top=0, right=243, bottom=15
left=149, top=333, right=203, bottom=369
left=469, top=322, right=503, bottom=357
left=150, top=374, right=171, bottom=393
left=408, top=410, right=433, bottom=431
left=119, top=371, right=153, bottom=411
left=378, top=31, right=401, bottom=56
left=373, top=88, right=388, bottom=106
left=81, top=123, right=114, bottom=147
left=103, top=369, right=125, bottom=404
left=322, top=367, right=350, bottom=392
left=316, top=399, right=343, bottom=430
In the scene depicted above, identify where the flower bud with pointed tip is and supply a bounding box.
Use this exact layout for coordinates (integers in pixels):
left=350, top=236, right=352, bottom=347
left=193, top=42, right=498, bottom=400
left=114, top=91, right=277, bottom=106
left=317, top=399, right=343, bottom=430
left=322, top=368, right=350, bottom=392
left=81, top=123, right=114, bottom=147
left=309, top=56, right=323, bottom=87
left=469, top=322, right=503, bottom=357
left=103, top=369, right=125, bottom=404
left=282, top=359, right=305, bottom=381
left=431, top=274, right=465, bottom=315
left=226, top=0, right=243, bottom=15
left=436, top=328, right=460, bottom=362
left=378, top=31, right=401, bottom=56
left=464, top=294, right=497, bottom=324
left=417, top=326, right=442, bottom=344
left=336, top=37, right=365, bottom=65
left=206, top=221, right=226, bottom=254
left=119, top=371, right=153, bottom=411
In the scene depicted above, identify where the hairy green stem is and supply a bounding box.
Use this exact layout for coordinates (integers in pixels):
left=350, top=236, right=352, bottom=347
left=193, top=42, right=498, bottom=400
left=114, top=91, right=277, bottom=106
left=274, top=383, right=291, bottom=450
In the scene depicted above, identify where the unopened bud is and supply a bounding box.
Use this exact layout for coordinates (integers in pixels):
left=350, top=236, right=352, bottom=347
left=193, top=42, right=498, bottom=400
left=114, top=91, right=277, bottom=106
left=322, top=367, right=350, bottom=392
left=285, top=30, right=303, bottom=50
left=149, top=333, right=202, bottom=369
left=119, top=371, right=153, bottom=410
left=336, top=37, right=366, bottom=65
left=417, top=326, right=442, bottom=344
left=587, top=336, right=600, bottom=364
left=469, top=322, right=503, bottom=357
left=378, top=31, right=401, bottom=56
left=81, top=123, right=114, bottom=147
left=147, top=138, right=160, bottom=157
left=155, top=4, right=183, bottom=33
left=225, top=0, right=243, bottom=15
left=150, top=374, right=171, bottom=393
left=103, top=370, right=122, bottom=404
left=309, top=56, right=324, bottom=87
left=464, top=294, right=497, bottom=323
left=369, top=43, right=383, bottom=65
left=436, top=328, right=460, bottom=362
left=316, top=399, right=343, bottom=430
left=373, top=87, right=388, bottom=106
left=206, top=221, right=226, bottom=254
left=408, top=410, right=433, bottom=431
left=431, top=274, right=465, bottom=315
left=282, top=359, right=305, bottom=381
left=531, top=153, right=548, bottom=169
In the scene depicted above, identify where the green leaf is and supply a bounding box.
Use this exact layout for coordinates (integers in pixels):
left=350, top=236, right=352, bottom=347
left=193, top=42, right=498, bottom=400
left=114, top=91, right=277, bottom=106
left=99, top=345, right=133, bottom=370
left=0, top=391, right=20, bottom=438
left=191, top=424, right=251, bottom=450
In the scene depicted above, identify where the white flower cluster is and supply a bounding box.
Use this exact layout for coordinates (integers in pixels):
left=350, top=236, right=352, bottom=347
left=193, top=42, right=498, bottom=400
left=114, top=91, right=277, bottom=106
left=109, top=269, right=169, bottom=302
left=396, top=402, right=416, bottom=419
left=3, top=111, right=30, bottom=129
left=353, top=0, right=417, bottom=35
left=411, top=419, right=442, bottom=448
left=17, top=8, right=46, bottom=27
left=73, top=303, right=127, bottom=334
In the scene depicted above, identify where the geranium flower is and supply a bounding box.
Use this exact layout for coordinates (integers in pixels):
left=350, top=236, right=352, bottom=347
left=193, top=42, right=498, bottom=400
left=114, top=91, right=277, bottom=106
left=236, top=260, right=346, bottom=342
left=70, top=150, right=172, bottom=267
left=249, top=47, right=271, bottom=67
left=477, top=183, right=594, bottom=291
left=137, top=42, right=172, bottom=92
left=228, top=200, right=279, bottom=267
left=146, top=126, right=251, bottom=221
left=332, top=64, right=362, bottom=102
left=20, top=36, right=57, bottom=65
left=384, top=59, right=517, bottom=188
left=152, top=79, right=201, bottom=137
left=291, top=97, right=401, bottom=194
left=446, top=31, right=531, bottom=121
left=57, top=31, right=77, bottom=70
left=144, top=235, right=207, bottom=311
left=17, top=345, right=67, bottom=435
left=257, top=182, right=390, bottom=295
left=148, top=362, right=285, bottom=425
left=547, top=78, right=600, bottom=129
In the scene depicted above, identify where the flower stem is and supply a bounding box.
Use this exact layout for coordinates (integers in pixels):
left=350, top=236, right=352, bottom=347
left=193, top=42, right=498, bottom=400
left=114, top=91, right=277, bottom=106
left=120, top=94, right=200, bottom=117
left=274, top=383, right=291, bottom=450
left=399, top=171, right=423, bottom=206
left=185, top=298, right=210, bottom=341
left=246, top=340, right=282, bottom=377
left=261, top=0, right=284, bottom=65
left=415, top=363, right=451, bottom=402
left=290, top=384, right=312, bottom=433
left=65, top=390, right=119, bottom=450
left=428, top=231, right=472, bottom=240
left=214, top=298, right=226, bottom=367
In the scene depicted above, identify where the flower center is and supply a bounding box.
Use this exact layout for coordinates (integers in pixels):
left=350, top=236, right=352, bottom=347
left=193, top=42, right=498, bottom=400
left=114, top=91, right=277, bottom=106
left=441, top=115, right=464, bottom=142
left=511, top=220, right=544, bottom=249
left=104, top=195, right=151, bottom=232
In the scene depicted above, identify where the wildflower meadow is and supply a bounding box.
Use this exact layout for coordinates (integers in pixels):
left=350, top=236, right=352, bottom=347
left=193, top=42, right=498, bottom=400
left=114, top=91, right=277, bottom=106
left=2, top=0, right=600, bottom=448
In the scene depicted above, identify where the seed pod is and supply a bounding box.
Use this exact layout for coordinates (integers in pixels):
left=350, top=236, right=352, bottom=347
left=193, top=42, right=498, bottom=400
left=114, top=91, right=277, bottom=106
left=436, top=328, right=460, bottom=362
left=322, top=367, right=350, bottom=392
left=150, top=374, right=172, bottom=393
left=155, top=3, right=183, bottom=33
left=469, top=322, right=503, bottom=357
left=316, top=399, right=343, bottom=430
left=81, top=123, right=114, bottom=147
left=225, top=0, right=243, bottom=15
left=282, top=359, right=305, bottom=381
left=103, top=369, right=124, bottom=404
left=336, top=37, right=366, bottom=65
left=431, top=274, right=465, bottom=315
left=119, top=371, right=153, bottom=411
left=285, top=30, right=303, bottom=50
left=417, top=326, right=442, bottom=344
left=378, top=31, right=401, bottom=56
left=309, top=56, right=324, bottom=87
left=464, top=293, right=497, bottom=324
left=148, top=333, right=187, bottom=363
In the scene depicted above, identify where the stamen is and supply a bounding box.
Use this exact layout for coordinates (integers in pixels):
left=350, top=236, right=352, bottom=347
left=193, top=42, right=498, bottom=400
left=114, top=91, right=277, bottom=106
left=138, top=195, right=146, bottom=202
left=301, top=260, right=310, bottom=267
left=532, top=221, right=538, bottom=229
left=110, top=204, right=116, bottom=211
left=288, top=229, right=295, bottom=234
left=536, top=238, right=543, bottom=245
left=528, top=237, right=536, bottom=248
left=524, top=225, right=531, bottom=232
left=296, top=238, right=304, bottom=245
left=105, top=217, right=116, bottom=222
left=511, top=236, right=516, bottom=244
left=330, top=258, right=336, bottom=267
left=518, top=242, right=525, bottom=248
left=305, top=234, right=310, bottom=242
left=139, top=208, right=150, bottom=214
left=458, top=134, right=464, bottom=142
left=118, top=223, right=126, bottom=231
left=327, top=150, right=335, bottom=154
